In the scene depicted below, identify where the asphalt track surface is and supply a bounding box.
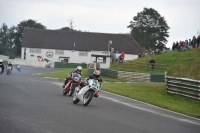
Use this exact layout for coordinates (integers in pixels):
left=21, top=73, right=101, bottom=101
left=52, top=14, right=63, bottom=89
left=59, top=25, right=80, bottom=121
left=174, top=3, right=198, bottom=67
left=0, top=66, right=200, bottom=133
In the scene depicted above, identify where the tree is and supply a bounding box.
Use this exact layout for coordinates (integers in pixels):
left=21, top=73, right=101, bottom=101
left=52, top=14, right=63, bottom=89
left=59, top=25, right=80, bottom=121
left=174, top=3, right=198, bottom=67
left=58, top=18, right=82, bottom=32
left=60, top=27, right=72, bottom=31
left=0, top=23, right=15, bottom=55
left=127, top=8, right=170, bottom=50
left=69, top=18, right=75, bottom=30
left=14, top=19, right=46, bottom=56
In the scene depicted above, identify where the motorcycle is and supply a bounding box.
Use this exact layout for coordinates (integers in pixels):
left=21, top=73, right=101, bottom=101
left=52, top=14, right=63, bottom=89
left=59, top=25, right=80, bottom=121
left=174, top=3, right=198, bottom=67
left=72, top=79, right=101, bottom=106
left=16, top=65, right=21, bottom=72
left=63, top=73, right=82, bottom=96
left=6, top=66, right=12, bottom=75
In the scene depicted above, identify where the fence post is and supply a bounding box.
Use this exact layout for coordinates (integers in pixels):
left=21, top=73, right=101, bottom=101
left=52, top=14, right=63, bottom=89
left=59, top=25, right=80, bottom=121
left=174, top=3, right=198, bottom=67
left=165, top=71, right=167, bottom=82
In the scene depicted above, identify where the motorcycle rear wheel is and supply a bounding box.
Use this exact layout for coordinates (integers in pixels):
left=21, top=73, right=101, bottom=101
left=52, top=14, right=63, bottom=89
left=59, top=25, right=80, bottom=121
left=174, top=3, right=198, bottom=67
left=7, top=70, right=10, bottom=75
left=83, top=91, right=94, bottom=106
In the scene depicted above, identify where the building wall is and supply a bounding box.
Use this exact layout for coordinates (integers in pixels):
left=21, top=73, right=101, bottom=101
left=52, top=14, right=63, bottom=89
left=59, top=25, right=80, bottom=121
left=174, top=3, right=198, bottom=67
left=123, top=54, right=138, bottom=61
left=21, top=47, right=138, bottom=68
left=0, top=55, right=9, bottom=61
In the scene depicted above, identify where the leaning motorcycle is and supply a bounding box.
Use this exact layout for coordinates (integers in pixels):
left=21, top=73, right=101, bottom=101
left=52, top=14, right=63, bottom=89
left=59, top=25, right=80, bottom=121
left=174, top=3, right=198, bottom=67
left=16, top=65, right=21, bottom=72
left=72, top=79, right=101, bottom=106
left=63, top=73, right=82, bottom=96
left=6, top=66, right=12, bottom=75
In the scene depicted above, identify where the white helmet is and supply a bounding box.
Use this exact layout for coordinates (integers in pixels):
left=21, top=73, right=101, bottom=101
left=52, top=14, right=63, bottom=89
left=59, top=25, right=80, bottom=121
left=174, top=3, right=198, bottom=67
left=76, top=66, right=82, bottom=74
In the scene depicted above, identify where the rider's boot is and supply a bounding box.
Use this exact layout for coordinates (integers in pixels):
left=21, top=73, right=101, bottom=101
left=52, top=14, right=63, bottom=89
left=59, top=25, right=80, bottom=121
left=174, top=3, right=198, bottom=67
left=94, top=92, right=99, bottom=97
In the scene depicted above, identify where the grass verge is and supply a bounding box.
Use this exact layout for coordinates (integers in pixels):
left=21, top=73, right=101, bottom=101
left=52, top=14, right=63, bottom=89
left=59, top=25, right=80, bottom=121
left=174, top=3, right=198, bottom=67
left=103, top=84, right=200, bottom=118
left=40, top=68, right=200, bottom=118
left=40, top=68, right=132, bottom=82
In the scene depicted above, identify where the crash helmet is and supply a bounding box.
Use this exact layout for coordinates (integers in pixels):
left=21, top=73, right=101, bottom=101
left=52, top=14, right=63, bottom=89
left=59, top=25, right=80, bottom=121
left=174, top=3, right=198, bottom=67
left=93, top=69, right=101, bottom=78
left=0, top=59, right=3, bottom=65
left=76, top=66, right=82, bottom=74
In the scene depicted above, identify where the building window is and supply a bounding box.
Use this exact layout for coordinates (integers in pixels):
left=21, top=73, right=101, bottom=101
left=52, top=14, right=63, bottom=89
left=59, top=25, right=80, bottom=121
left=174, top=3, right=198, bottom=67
left=36, top=49, right=41, bottom=53
left=101, top=51, right=108, bottom=54
left=29, top=48, right=41, bottom=53
left=29, top=48, right=35, bottom=53
left=79, top=51, right=88, bottom=56
left=55, top=50, right=64, bottom=55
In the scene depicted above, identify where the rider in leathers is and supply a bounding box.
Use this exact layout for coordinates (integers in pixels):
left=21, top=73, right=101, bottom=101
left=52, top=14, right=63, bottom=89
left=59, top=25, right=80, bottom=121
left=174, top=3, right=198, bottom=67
left=62, top=66, right=82, bottom=88
left=80, top=68, right=103, bottom=97
left=0, top=59, right=4, bottom=74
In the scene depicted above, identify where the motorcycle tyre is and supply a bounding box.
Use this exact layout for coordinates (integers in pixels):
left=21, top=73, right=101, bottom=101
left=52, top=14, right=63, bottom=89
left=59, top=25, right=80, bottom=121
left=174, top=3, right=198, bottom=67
left=63, top=89, right=67, bottom=95
left=83, top=91, right=94, bottom=106
left=73, top=95, right=80, bottom=104
left=7, top=70, right=10, bottom=75
left=68, top=84, right=76, bottom=96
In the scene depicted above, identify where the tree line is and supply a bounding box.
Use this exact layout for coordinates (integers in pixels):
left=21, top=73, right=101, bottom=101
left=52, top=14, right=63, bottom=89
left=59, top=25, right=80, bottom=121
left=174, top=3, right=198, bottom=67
left=0, top=8, right=170, bottom=58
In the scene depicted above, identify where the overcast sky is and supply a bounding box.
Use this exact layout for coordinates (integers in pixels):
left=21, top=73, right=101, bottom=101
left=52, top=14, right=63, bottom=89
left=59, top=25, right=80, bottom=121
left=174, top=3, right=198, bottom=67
left=0, top=0, right=200, bottom=48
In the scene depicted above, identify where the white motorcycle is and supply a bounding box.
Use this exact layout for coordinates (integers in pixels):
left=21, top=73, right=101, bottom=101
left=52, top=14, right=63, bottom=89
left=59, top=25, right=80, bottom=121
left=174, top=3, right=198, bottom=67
left=72, top=79, right=101, bottom=106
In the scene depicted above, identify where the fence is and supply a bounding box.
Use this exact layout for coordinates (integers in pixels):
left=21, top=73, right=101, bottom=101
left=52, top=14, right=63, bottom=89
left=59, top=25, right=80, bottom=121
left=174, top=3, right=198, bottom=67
left=54, top=62, right=87, bottom=68
left=119, top=61, right=169, bottom=72
left=166, top=76, right=200, bottom=101
left=89, top=68, right=165, bottom=82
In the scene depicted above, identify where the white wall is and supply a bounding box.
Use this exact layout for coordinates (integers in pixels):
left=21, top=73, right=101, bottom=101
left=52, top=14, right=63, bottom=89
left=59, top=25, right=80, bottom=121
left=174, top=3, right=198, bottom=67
left=21, top=47, right=138, bottom=68
left=0, top=55, right=9, bottom=61
left=124, top=54, right=138, bottom=61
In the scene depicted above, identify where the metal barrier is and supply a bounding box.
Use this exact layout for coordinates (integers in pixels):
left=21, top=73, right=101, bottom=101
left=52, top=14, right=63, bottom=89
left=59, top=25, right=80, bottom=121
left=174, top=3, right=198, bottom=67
left=119, top=61, right=169, bottom=72
left=54, top=62, right=87, bottom=68
left=166, top=76, right=200, bottom=101
left=89, top=68, right=165, bottom=82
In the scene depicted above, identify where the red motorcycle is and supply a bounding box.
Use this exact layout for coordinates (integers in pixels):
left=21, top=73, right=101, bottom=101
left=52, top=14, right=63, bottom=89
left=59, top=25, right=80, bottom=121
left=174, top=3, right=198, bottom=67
left=63, top=73, right=82, bottom=96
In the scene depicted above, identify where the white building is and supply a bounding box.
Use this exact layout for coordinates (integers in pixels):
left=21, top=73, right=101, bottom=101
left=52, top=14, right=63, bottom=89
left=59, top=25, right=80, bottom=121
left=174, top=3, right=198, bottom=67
left=21, top=28, right=143, bottom=68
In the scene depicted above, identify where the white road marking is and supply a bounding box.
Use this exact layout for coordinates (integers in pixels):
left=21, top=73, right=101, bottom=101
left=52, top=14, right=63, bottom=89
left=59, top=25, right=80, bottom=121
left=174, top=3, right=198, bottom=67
left=100, top=96, right=200, bottom=126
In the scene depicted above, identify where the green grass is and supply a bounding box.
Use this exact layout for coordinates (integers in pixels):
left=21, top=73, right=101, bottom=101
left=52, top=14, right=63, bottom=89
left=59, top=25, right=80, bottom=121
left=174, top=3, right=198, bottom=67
left=103, top=84, right=200, bottom=118
left=110, top=49, right=200, bottom=80
left=3, top=61, right=8, bottom=65
left=40, top=68, right=131, bottom=82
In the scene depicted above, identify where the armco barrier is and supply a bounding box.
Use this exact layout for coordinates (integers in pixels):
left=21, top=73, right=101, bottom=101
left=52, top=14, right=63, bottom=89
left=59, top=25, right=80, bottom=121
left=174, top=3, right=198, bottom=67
left=119, top=61, right=169, bottom=72
left=150, top=74, right=165, bottom=82
left=54, top=62, right=87, bottom=68
left=101, top=69, right=118, bottom=78
left=88, top=68, right=165, bottom=82
left=89, top=68, right=118, bottom=78
left=166, top=76, right=200, bottom=101
left=118, top=71, right=151, bottom=82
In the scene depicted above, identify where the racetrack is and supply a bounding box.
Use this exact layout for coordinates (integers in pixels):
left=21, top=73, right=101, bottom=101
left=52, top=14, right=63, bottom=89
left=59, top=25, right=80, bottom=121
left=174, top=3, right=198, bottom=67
left=0, top=66, right=199, bottom=133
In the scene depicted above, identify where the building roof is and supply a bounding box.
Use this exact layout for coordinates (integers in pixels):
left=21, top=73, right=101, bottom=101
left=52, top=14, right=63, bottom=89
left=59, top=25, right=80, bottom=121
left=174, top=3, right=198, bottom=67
left=22, top=28, right=143, bottom=54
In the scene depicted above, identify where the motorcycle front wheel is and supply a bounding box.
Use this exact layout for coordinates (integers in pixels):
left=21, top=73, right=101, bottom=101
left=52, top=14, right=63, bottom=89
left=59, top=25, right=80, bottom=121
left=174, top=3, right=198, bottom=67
left=63, top=89, right=67, bottom=95
left=73, top=94, right=80, bottom=104
left=83, top=91, right=94, bottom=106
left=68, top=84, right=76, bottom=96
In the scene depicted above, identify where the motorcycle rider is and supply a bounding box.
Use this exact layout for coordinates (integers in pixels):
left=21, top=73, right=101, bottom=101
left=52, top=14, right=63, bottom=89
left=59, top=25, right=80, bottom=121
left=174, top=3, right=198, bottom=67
left=80, top=68, right=103, bottom=97
left=7, top=62, right=13, bottom=72
left=87, top=68, right=103, bottom=82
left=16, top=64, right=21, bottom=72
left=0, top=59, right=5, bottom=74
left=62, top=66, right=83, bottom=88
